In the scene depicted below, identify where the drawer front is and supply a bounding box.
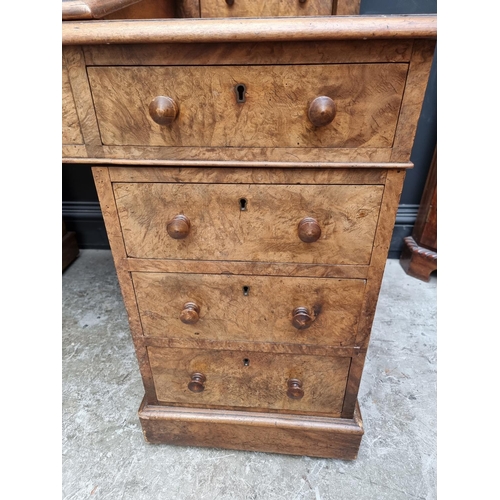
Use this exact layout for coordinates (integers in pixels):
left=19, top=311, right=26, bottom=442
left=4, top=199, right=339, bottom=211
left=114, top=182, right=383, bottom=265
left=133, top=273, right=365, bottom=346
left=148, top=347, right=350, bottom=415
left=200, top=0, right=334, bottom=18
left=88, top=64, right=407, bottom=149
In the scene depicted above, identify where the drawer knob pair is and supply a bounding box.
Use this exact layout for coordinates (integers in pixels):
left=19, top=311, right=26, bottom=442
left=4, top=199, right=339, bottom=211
left=149, top=95, right=335, bottom=128
left=179, top=303, right=314, bottom=330
left=168, top=214, right=320, bottom=243
left=187, top=372, right=304, bottom=399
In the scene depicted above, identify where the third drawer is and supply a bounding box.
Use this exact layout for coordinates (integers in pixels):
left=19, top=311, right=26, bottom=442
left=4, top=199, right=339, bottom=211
left=133, top=272, right=366, bottom=346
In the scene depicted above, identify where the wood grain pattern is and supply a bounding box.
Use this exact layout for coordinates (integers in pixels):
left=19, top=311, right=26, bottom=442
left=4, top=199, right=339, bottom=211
left=148, top=347, right=350, bottom=416
left=391, top=39, right=436, bottom=162
left=133, top=272, right=366, bottom=346
left=355, top=169, right=407, bottom=348
left=113, top=182, right=384, bottom=264
left=341, top=350, right=365, bottom=417
left=62, top=0, right=143, bottom=20
left=71, top=145, right=395, bottom=164
left=62, top=144, right=87, bottom=158
left=139, top=398, right=363, bottom=459
left=200, top=0, right=333, bottom=18
left=88, top=64, right=407, bottom=149
left=82, top=40, right=414, bottom=66
left=62, top=16, right=437, bottom=45
left=335, top=0, right=360, bottom=15
left=62, top=46, right=102, bottom=156
left=103, top=0, right=176, bottom=19
left=108, top=166, right=388, bottom=185
left=139, top=335, right=362, bottom=358
left=62, top=63, right=83, bottom=145
left=126, top=258, right=370, bottom=279
left=176, top=0, right=201, bottom=17
left=91, top=166, right=158, bottom=404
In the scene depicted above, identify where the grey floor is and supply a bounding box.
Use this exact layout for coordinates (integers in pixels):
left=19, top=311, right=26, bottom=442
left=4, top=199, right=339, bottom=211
left=62, top=250, right=436, bottom=500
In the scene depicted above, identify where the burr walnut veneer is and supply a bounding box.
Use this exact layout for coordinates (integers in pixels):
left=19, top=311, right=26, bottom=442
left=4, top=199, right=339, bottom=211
left=62, top=13, right=436, bottom=459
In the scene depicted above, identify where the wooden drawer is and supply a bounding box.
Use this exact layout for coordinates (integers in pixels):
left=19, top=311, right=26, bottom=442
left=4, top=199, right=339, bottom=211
left=199, top=0, right=334, bottom=18
left=133, top=272, right=365, bottom=346
left=114, top=182, right=384, bottom=265
left=148, top=347, right=350, bottom=416
left=87, top=64, right=407, bottom=149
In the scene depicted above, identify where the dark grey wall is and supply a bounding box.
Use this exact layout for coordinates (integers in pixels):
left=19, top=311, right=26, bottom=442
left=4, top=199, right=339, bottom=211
left=62, top=1, right=437, bottom=256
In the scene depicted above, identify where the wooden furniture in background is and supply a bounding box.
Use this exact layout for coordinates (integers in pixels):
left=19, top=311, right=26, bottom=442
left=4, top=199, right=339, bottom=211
left=62, top=7, right=436, bottom=459
left=62, top=220, right=79, bottom=271
left=400, top=148, right=437, bottom=281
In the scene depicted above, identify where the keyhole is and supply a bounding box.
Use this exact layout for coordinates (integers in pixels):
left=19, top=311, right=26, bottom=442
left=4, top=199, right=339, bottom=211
left=243, top=358, right=250, bottom=366
left=239, top=198, right=247, bottom=211
left=235, top=84, right=246, bottom=103
left=242, top=286, right=250, bottom=296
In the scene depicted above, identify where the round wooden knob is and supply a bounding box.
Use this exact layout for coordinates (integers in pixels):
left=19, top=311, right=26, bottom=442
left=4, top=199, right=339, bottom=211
left=287, top=379, right=304, bottom=400
left=188, top=373, right=206, bottom=393
left=167, top=215, right=190, bottom=239
left=180, top=302, right=200, bottom=325
left=308, top=96, right=336, bottom=127
left=292, top=307, right=314, bottom=330
left=149, top=96, right=178, bottom=126
left=298, top=217, right=321, bottom=243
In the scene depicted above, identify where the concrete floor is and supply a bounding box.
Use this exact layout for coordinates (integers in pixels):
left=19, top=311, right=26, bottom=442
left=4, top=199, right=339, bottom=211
left=62, top=250, right=436, bottom=500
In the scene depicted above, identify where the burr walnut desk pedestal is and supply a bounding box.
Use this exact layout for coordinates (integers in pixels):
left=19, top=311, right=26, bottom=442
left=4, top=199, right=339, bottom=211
left=62, top=15, right=437, bottom=459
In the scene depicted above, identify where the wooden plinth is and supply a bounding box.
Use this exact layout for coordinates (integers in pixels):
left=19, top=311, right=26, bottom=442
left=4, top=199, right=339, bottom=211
left=138, top=396, right=364, bottom=459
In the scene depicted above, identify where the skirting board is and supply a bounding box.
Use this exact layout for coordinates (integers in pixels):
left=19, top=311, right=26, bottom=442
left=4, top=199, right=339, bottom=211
left=138, top=397, right=364, bottom=460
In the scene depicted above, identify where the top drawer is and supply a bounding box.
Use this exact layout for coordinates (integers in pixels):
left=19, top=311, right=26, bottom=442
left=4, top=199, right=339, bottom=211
left=199, top=0, right=334, bottom=18
left=87, top=64, right=407, bottom=149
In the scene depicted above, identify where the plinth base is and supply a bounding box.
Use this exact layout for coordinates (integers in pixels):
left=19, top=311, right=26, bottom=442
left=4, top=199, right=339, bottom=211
left=138, top=397, right=364, bottom=460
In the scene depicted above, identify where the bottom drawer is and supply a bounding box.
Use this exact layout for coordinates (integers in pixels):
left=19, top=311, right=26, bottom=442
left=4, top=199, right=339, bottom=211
left=148, top=347, right=350, bottom=416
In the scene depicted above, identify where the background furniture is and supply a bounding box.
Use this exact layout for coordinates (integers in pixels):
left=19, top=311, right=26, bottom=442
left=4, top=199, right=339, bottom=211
left=62, top=3, right=436, bottom=459
left=400, top=148, right=437, bottom=281
left=62, top=220, right=79, bottom=271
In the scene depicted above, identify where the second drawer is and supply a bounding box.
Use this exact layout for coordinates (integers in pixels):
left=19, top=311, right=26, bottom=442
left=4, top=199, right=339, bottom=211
left=133, top=272, right=365, bottom=346
left=115, top=182, right=384, bottom=265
